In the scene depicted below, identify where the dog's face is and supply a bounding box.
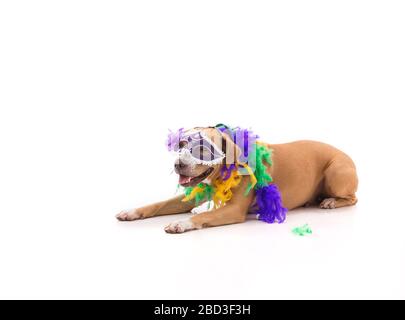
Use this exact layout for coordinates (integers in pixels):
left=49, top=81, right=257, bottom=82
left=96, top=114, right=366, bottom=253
left=175, top=160, right=219, bottom=187
left=173, top=127, right=240, bottom=187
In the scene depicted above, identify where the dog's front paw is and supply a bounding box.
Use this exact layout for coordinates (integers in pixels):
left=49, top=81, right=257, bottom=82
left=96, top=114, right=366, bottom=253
left=116, top=208, right=142, bottom=221
left=164, top=219, right=196, bottom=234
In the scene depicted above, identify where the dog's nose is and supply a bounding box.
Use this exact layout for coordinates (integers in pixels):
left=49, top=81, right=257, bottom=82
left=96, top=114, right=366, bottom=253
left=174, top=161, right=187, bottom=170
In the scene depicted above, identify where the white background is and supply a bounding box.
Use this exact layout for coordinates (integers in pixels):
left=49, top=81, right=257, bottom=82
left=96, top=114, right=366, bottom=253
left=1, top=1, right=404, bottom=299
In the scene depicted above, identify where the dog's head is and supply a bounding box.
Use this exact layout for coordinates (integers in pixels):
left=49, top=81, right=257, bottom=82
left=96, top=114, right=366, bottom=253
left=167, top=126, right=241, bottom=187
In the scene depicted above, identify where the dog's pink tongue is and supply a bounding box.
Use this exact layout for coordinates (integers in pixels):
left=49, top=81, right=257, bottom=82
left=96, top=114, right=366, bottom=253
left=179, top=175, right=192, bottom=185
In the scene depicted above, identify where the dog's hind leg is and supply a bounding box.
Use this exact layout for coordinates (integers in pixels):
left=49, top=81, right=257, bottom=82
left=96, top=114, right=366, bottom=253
left=320, top=155, right=358, bottom=209
left=116, top=195, right=197, bottom=221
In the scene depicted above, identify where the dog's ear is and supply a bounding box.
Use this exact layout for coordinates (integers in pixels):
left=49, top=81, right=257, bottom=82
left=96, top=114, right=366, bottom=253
left=204, top=127, right=241, bottom=165
left=219, top=130, right=241, bottom=165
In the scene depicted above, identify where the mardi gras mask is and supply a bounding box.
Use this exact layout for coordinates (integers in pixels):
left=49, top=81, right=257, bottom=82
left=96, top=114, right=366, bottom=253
left=167, top=129, right=225, bottom=166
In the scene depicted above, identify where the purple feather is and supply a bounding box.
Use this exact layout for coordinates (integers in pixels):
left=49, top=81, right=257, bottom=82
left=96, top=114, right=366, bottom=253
left=221, top=164, right=236, bottom=181
left=255, top=184, right=287, bottom=224
left=166, top=128, right=184, bottom=151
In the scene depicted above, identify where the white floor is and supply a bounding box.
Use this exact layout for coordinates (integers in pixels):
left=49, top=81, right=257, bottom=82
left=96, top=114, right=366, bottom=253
left=1, top=179, right=404, bottom=299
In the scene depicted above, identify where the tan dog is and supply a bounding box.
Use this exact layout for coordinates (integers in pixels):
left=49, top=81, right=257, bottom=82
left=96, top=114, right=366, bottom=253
left=116, top=127, right=358, bottom=233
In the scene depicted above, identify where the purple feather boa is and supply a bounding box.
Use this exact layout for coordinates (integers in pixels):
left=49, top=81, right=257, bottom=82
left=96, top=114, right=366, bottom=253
left=255, top=184, right=287, bottom=224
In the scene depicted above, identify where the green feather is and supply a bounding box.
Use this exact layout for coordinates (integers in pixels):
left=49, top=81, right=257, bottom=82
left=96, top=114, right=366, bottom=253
left=292, top=224, right=312, bottom=236
left=252, top=144, right=274, bottom=190
left=184, top=183, right=215, bottom=206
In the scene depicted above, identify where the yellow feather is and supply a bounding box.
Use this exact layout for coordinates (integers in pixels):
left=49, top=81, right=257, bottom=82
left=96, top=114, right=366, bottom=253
left=212, top=170, right=241, bottom=208
left=181, top=163, right=254, bottom=208
left=240, top=162, right=257, bottom=190
left=182, top=185, right=205, bottom=202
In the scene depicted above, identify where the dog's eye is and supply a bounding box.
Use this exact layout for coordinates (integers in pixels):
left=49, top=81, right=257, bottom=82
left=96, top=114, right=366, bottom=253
left=190, top=146, right=209, bottom=156
left=197, top=146, right=210, bottom=156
